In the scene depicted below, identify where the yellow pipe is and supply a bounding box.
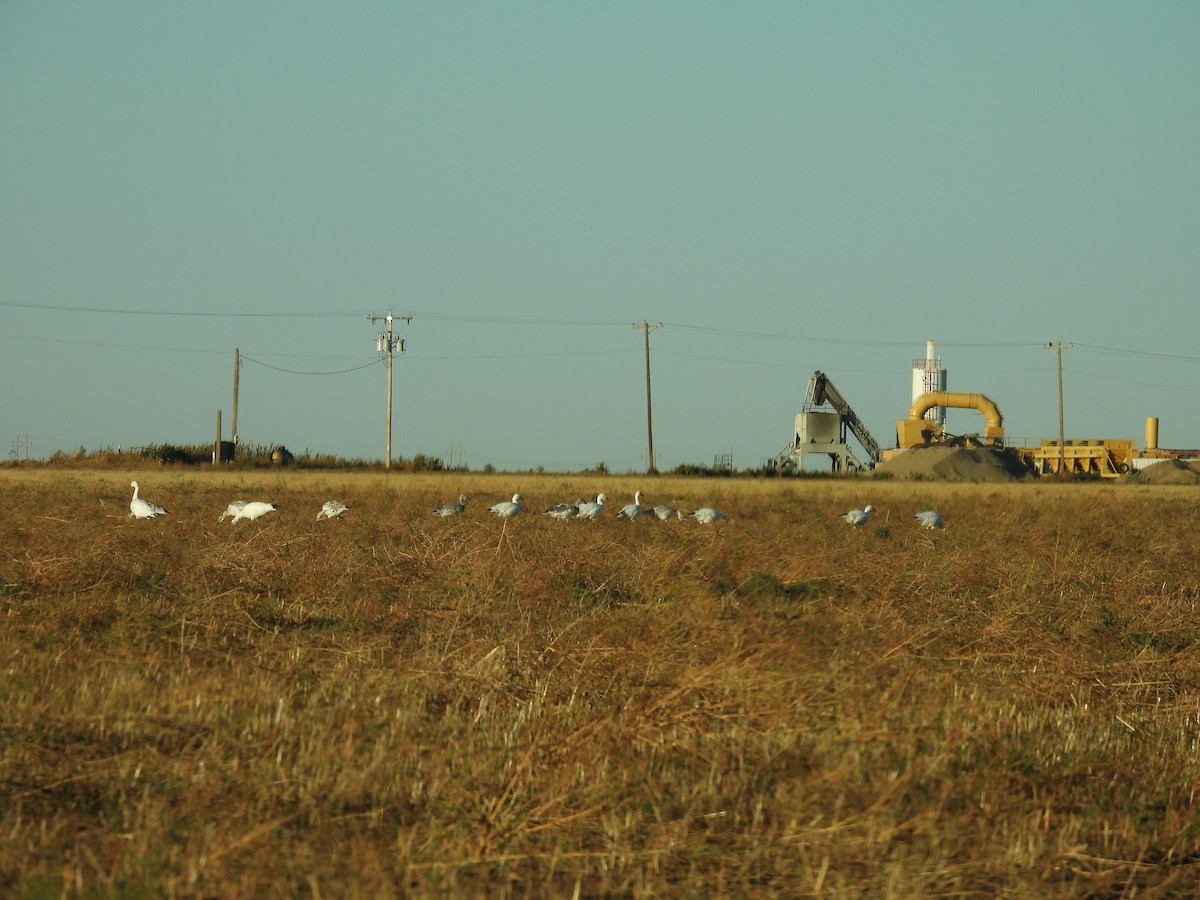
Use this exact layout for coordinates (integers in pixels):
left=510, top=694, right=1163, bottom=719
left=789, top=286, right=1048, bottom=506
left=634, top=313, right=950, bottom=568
left=1146, top=417, right=1159, bottom=451
left=908, top=391, right=1004, bottom=436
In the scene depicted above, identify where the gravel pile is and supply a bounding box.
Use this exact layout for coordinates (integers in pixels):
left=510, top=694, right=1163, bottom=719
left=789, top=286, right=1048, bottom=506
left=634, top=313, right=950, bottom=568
left=874, top=446, right=1032, bottom=481
left=1129, top=459, right=1200, bottom=485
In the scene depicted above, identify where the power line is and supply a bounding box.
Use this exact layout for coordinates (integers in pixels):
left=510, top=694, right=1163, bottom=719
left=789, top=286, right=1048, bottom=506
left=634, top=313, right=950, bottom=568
left=0, top=300, right=372, bottom=318
left=1073, top=342, right=1200, bottom=362
left=0, top=329, right=635, bottom=363
left=396, top=309, right=631, bottom=326
left=1064, top=367, right=1200, bottom=393
left=0, top=331, right=389, bottom=361
left=8, top=298, right=1200, bottom=364
left=414, top=349, right=634, bottom=361
left=0, top=331, right=232, bottom=354
left=663, top=322, right=1045, bottom=349
left=657, top=348, right=826, bottom=371
left=1, top=299, right=628, bottom=326
left=240, top=355, right=384, bottom=376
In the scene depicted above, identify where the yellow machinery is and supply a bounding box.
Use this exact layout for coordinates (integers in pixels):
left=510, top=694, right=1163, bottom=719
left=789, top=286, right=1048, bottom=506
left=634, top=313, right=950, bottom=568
left=1017, top=439, right=1136, bottom=478
left=897, top=391, right=1005, bottom=449
left=896, top=400, right=1166, bottom=479
left=1014, top=416, right=1142, bottom=478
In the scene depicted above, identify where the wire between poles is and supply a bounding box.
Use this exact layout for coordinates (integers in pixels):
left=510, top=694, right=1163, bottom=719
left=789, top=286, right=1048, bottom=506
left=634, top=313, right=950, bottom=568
left=239, top=355, right=385, bottom=376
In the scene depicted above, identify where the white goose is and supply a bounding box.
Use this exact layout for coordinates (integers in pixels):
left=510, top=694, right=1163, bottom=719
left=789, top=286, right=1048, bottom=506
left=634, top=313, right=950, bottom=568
left=489, top=493, right=523, bottom=518
left=129, top=481, right=167, bottom=519
left=317, top=500, right=349, bottom=520
left=616, top=490, right=644, bottom=521
left=230, top=501, right=278, bottom=523
left=914, top=510, right=946, bottom=530
left=840, top=504, right=874, bottom=526
left=575, top=493, right=607, bottom=520
left=651, top=505, right=683, bottom=521
left=218, top=500, right=247, bottom=522
left=689, top=507, right=728, bottom=524
left=432, top=494, right=468, bottom=517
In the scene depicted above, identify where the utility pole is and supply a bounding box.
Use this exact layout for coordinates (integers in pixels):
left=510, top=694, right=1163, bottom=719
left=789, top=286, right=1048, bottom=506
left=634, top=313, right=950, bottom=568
left=368, top=311, right=410, bottom=469
left=1046, top=342, right=1072, bottom=476
left=231, top=348, right=240, bottom=448
left=633, top=321, right=663, bottom=474
left=10, top=435, right=31, bottom=460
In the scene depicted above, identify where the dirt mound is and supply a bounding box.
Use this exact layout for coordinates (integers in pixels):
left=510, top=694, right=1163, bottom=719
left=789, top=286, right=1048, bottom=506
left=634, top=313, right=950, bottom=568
left=875, top=446, right=1031, bottom=482
left=1129, top=459, right=1200, bottom=485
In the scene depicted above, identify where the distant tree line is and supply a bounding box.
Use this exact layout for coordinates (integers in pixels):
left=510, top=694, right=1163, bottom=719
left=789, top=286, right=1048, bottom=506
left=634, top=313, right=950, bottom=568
left=28, top=443, right=450, bottom=472
left=17, top=444, right=834, bottom=477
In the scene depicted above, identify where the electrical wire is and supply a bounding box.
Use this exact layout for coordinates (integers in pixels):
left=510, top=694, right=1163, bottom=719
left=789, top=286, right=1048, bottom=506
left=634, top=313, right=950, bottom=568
left=240, top=355, right=385, bottom=376
left=1064, top=366, right=1200, bottom=393
left=1073, top=343, right=1200, bottom=363
left=7, top=297, right=1200, bottom=363
left=414, top=349, right=634, bottom=362
left=396, top=308, right=632, bottom=326
left=0, top=300, right=373, bottom=318
left=662, top=322, right=1043, bottom=349
left=0, top=331, right=228, bottom=355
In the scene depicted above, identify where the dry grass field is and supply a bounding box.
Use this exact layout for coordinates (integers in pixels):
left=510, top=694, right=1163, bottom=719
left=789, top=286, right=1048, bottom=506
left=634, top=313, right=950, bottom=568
left=3, top=468, right=1200, bottom=897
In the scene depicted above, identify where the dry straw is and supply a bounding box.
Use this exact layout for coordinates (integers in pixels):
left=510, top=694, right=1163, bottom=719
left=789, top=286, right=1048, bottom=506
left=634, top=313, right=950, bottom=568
left=2, top=470, right=1200, bottom=895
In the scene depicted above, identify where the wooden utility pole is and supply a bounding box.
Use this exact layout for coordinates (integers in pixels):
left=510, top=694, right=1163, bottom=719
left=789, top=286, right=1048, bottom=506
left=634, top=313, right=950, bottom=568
left=634, top=321, right=663, bottom=474
left=384, top=314, right=393, bottom=469
left=1046, top=342, right=1072, bottom=476
left=214, top=410, right=222, bottom=467
left=367, top=311, right=410, bottom=469
left=231, top=348, right=240, bottom=447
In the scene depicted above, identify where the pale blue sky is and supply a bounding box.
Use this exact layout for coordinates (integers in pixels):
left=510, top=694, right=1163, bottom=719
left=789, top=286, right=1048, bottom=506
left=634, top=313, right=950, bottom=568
left=2, top=2, right=1198, bottom=470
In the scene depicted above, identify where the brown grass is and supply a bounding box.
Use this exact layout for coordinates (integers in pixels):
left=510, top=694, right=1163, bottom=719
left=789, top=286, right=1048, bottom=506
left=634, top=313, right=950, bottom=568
left=3, top=470, right=1200, bottom=897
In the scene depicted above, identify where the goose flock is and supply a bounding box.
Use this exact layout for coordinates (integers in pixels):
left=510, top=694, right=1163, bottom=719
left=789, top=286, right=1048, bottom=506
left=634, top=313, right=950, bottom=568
left=492, top=490, right=730, bottom=524
left=131, top=483, right=287, bottom=523
left=126, top=482, right=944, bottom=533
left=839, top=504, right=948, bottom=530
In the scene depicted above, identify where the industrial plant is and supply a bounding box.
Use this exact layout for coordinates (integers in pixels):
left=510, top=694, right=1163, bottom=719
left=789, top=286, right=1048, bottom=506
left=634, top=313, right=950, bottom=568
left=773, top=340, right=1198, bottom=479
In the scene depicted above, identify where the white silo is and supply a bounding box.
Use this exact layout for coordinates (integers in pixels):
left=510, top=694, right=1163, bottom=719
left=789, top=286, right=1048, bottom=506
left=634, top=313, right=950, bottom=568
left=911, top=340, right=947, bottom=425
